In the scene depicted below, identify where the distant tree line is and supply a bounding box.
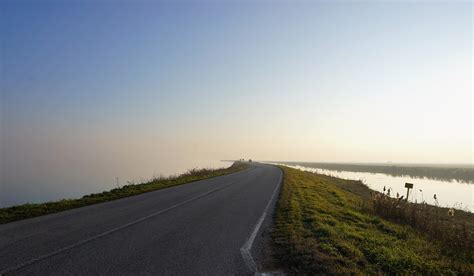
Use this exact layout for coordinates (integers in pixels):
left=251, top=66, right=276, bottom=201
left=281, top=162, right=474, bottom=184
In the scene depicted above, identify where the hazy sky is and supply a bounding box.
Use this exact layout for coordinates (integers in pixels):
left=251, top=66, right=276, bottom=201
left=0, top=1, right=472, bottom=204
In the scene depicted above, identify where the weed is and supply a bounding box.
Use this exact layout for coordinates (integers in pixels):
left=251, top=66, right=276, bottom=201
left=272, top=166, right=473, bottom=274
left=367, top=189, right=473, bottom=262
left=0, top=162, right=247, bottom=224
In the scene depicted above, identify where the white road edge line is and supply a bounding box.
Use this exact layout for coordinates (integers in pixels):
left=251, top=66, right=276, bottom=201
left=0, top=182, right=235, bottom=275
left=240, top=167, right=283, bottom=274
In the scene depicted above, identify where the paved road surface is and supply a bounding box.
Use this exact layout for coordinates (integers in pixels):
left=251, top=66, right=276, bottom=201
left=0, top=163, right=282, bottom=275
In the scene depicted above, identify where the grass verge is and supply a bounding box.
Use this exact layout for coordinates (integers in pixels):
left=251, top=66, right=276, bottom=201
left=0, top=162, right=247, bottom=225
left=272, top=166, right=473, bottom=274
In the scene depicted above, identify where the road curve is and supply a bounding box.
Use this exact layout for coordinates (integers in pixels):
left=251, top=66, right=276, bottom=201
left=0, top=163, right=282, bottom=275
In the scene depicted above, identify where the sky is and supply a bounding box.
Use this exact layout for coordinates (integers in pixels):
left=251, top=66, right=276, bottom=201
left=0, top=1, right=472, bottom=205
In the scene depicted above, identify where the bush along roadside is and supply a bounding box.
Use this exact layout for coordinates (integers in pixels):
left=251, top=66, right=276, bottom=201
left=0, top=162, right=248, bottom=225
left=271, top=166, right=473, bottom=274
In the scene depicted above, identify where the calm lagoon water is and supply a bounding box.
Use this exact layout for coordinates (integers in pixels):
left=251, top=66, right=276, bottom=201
left=277, top=164, right=473, bottom=211
left=1, top=160, right=229, bottom=208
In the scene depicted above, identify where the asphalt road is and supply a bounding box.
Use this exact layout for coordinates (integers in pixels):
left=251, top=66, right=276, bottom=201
left=0, top=163, right=282, bottom=275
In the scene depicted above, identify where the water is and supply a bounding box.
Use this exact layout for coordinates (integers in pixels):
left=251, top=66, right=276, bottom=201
left=0, top=159, right=229, bottom=208
left=277, top=164, right=473, bottom=211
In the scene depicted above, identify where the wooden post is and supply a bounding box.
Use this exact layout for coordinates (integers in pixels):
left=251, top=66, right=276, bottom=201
left=405, top=183, right=413, bottom=201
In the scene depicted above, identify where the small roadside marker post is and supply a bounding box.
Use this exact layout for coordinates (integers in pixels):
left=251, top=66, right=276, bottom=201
left=405, top=183, right=413, bottom=201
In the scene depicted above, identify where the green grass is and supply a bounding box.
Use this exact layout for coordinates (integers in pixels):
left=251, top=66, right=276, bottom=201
left=272, top=166, right=473, bottom=274
left=0, top=162, right=247, bottom=225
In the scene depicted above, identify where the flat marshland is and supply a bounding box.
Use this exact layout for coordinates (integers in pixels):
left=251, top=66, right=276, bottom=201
left=272, top=166, right=473, bottom=274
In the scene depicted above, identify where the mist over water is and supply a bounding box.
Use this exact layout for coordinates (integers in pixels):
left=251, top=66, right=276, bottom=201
left=0, top=156, right=228, bottom=208
left=0, top=118, right=232, bottom=207
left=1, top=1, right=471, bottom=214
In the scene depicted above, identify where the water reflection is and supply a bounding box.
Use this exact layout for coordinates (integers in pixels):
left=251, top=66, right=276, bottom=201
left=278, top=162, right=474, bottom=183
left=281, top=164, right=473, bottom=211
left=1, top=160, right=228, bottom=208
